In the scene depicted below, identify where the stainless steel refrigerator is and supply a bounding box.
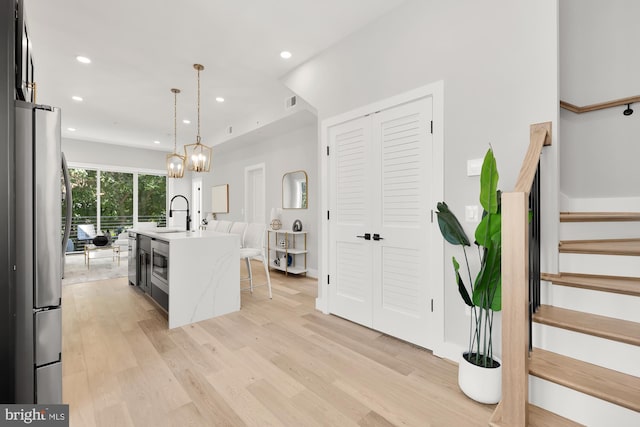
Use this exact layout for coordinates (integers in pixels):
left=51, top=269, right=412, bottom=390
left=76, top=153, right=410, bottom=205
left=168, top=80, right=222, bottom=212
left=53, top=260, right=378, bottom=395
left=14, top=100, right=71, bottom=403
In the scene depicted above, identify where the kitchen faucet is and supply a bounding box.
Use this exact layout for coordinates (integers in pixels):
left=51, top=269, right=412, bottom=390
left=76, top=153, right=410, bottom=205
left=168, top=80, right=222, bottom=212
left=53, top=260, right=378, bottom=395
left=169, top=195, right=191, bottom=231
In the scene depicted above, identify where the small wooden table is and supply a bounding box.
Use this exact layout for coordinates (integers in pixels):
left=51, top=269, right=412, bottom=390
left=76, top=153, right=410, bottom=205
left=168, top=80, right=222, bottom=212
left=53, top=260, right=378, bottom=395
left=84, top=244, right=120, bottom=269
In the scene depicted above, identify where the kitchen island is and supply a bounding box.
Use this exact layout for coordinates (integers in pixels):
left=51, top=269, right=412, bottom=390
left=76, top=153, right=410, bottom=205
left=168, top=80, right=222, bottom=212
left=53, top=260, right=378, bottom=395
left=132, top=228, right=240, bottom=329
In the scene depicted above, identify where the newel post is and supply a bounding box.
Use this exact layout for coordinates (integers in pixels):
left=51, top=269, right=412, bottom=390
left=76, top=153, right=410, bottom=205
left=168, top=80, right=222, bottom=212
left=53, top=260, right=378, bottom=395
left=501, top=191, right=530, bottom=426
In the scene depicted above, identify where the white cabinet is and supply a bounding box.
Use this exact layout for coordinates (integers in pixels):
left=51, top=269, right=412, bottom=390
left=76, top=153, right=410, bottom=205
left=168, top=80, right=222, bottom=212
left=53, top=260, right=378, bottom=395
left=267, top=230, right=307, bottom=275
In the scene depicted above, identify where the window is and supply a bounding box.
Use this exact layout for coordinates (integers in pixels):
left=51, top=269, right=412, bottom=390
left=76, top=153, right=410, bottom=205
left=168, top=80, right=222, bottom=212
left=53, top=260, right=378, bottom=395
left=100, top=171, right=133, bottom=235
left=64, top=167, right=166, bottom=252
left=139, top=174, right=167, bottom=227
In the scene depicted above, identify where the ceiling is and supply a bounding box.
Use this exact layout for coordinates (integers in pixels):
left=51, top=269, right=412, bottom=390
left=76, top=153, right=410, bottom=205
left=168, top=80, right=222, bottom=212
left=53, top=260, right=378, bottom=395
left=24, top=0, right=405, bottom=151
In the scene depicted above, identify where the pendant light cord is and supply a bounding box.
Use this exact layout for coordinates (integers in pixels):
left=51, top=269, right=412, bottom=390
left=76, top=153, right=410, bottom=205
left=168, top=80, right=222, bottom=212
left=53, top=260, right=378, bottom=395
left=174, top=90, right=178, bottom=153
left=196, top=66, right=201, bottom=144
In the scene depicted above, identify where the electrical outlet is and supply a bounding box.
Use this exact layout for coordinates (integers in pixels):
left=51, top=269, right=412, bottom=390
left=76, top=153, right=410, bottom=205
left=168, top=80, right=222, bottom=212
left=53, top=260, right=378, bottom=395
left=467, top=158, right=483, bottom=176
left=465, top=205, right=479, bottom=222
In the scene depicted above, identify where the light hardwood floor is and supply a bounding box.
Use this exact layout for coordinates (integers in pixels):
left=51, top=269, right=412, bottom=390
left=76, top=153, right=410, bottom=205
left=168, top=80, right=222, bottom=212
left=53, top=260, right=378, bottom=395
left=62, top=261, right=494, bottom=426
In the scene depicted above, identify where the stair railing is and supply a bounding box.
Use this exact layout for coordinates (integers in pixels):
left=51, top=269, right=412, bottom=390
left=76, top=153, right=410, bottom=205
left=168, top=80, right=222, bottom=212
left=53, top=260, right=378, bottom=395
left=498, top=122, right=551, bottom=426
left=560, top=95, right=640, bottom=114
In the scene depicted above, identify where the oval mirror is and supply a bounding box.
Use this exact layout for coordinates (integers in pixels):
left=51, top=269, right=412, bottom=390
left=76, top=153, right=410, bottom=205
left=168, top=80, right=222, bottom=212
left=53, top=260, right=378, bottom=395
left=282, top=170, right=308, bottom=209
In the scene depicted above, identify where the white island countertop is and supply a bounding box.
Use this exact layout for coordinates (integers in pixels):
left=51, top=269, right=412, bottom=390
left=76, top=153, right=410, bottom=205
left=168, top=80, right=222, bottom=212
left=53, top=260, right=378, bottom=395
left=133, top=228, right=240, bottom=329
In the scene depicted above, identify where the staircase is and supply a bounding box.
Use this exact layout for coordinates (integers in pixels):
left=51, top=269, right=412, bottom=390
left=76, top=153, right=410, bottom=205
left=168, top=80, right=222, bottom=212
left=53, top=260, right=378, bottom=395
left=528, top=212, right=640, bottom=425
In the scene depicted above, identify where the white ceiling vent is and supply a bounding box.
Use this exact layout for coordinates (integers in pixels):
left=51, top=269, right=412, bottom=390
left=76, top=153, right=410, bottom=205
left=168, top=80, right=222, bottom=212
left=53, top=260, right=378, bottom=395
left=285, top=95, right=297, bottom=109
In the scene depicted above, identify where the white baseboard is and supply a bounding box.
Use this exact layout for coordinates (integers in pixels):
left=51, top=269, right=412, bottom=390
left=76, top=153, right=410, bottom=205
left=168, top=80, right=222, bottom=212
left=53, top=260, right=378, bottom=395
left=433, top=341, right=465, bottom=365
left=306, top=268, right=318, bottom=279
left=315, top=297, right=328, bottom=313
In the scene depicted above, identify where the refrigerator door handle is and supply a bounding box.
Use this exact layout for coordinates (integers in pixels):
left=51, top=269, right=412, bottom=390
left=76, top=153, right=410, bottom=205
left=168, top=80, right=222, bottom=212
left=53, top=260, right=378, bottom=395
left=61, top=152, right=72, bottom=277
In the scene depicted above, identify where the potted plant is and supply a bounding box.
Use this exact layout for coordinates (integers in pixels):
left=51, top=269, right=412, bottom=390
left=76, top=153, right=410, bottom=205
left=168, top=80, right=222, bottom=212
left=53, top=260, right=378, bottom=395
left=435, top=147, right=502, bottom=404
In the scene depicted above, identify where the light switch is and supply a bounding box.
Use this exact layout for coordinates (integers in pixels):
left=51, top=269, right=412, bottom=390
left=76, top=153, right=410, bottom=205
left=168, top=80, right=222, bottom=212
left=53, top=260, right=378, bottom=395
left=467, top=158, right=483, bottom=176
left=465, top=205, right=479, bottom=222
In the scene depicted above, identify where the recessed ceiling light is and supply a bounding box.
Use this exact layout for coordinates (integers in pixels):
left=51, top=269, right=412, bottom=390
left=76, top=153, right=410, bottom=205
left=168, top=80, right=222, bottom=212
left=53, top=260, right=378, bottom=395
left=71, top=96, right=83, bottom=102
left=67, top=127, right=76, bottom=132
left=183, top=119, right=191, bottom=124
left=153, top=140, right=161, bottom=144
left=216, top=97, right=225, bottom=103
left=280, top=51, right=292, bottom=59
left=76, top=56, right=91, bottom=64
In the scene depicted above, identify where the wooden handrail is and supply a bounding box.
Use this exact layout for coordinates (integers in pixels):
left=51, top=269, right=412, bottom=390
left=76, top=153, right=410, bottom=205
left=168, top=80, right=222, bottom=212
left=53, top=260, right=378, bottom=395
left=514, top=122, right=551, bottom=193
left=497, top=121, right=552, bottom=427
left=560, top=95, right=640, bottom=114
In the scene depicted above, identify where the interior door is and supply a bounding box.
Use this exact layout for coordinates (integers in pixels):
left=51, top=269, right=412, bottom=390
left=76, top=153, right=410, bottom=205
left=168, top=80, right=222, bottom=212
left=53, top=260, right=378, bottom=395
left=372, top=97, right=433, bottom=347
left=245, top=164, right=265, bottom=224
left=327, top=96, right=434, bottom=348
left=328, top=116, right=374, bottom=326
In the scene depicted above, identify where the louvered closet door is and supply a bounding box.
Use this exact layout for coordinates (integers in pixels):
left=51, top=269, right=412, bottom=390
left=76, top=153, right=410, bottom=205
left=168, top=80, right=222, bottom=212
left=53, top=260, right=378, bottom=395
left=371, top=97, right=432, bottom=347
left=328, top=116, right=374, bottom=326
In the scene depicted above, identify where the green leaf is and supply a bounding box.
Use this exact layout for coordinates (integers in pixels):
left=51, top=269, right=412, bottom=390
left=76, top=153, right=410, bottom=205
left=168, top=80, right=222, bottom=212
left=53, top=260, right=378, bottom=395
left=436, top=202, right=470, bottom=246
left=475, top=211, right=501, bottom=247
left=472, top=234, right=502, bottom=311
left=479, top=148, right=499, bottom=214
left=453, top=257, right=474, bottom=307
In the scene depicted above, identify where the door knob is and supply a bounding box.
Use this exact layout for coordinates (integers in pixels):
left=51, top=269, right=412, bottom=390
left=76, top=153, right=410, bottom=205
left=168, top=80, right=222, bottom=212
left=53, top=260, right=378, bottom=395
left=372, top=233, right=384, bottom=241
left=356, top=233, right=371, bottom=240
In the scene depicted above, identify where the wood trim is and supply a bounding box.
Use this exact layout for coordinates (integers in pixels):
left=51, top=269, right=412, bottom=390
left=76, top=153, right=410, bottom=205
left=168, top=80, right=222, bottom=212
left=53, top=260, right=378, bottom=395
left=491, top=402, right=585, bottom=427
left=500, top=192, right=530, bottom=427
left=560, top=212, right=640, bottom=222
left=542, top=272, right=640, bottom=297
left=514, top=122, right=552, bottom=193
left=532, top=305, right=640, bottom=346
left=529, top=348, right=640, bottom=412
left=559, top=238, right=640, bottom=256
left=560, top=95, right=640, bottom=114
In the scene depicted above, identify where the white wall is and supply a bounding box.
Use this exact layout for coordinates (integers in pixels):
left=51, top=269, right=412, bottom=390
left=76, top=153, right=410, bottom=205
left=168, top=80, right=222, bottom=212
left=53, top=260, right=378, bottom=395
left=200, top=124, right=318, bottom=274
left=282, top=0, right=559, bottom=358
left=560, top=0, right=640, bottom=199
left=63, top=137, right=190, bottom=227
left=62, top=138, right=166, bottom=170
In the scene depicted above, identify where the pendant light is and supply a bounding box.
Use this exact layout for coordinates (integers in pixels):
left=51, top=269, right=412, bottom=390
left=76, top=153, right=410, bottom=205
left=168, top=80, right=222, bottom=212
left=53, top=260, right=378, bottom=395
left=184, top=64, right=212, bottom=172
left=166, top=88, right=186, bottom=178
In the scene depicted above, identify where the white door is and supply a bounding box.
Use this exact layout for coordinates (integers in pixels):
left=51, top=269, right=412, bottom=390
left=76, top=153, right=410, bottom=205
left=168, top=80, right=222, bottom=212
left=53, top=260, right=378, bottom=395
left=371, top=97, right=432, bottom=346
left=328, top=96, right=433, bottom=348
left=192, top=178, right=202, bottom=229
left=245, top=164, right=265, bottom=224
left=328, top=116, right=374, bottom=326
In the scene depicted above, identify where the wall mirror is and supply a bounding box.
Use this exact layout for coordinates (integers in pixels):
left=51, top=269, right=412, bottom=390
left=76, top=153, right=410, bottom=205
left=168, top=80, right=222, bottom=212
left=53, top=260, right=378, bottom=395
left=211, top=184, right=229, bottom=213
left=282, top=170, right=308, bottom=209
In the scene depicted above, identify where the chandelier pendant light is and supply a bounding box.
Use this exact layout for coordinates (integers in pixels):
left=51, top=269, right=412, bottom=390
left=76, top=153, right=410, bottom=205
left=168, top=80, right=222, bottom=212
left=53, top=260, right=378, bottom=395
left=166, top=88, right=186, bottom=178
left=184, top=64, right=213, bottom=172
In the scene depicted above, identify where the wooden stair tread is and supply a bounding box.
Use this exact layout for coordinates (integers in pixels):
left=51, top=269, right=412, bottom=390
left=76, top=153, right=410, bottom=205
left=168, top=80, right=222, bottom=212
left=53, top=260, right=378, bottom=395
left=528, top=404, right=585, bottom=427
left=560, top=212, right=640, bottom=222
left=541, top=272, right=640, bottom=297
left=529, top=348, right=640, bottom=412
left=489, top=401, right=584, bottom=427
left=559, top=238, right=640, bottom=256
left=533, top=305, right=640, bottom=346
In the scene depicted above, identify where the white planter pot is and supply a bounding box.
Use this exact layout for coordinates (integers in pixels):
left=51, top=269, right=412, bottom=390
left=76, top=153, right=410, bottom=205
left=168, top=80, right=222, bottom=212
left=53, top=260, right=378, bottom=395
left=458, top=352, right=502, bottom=404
